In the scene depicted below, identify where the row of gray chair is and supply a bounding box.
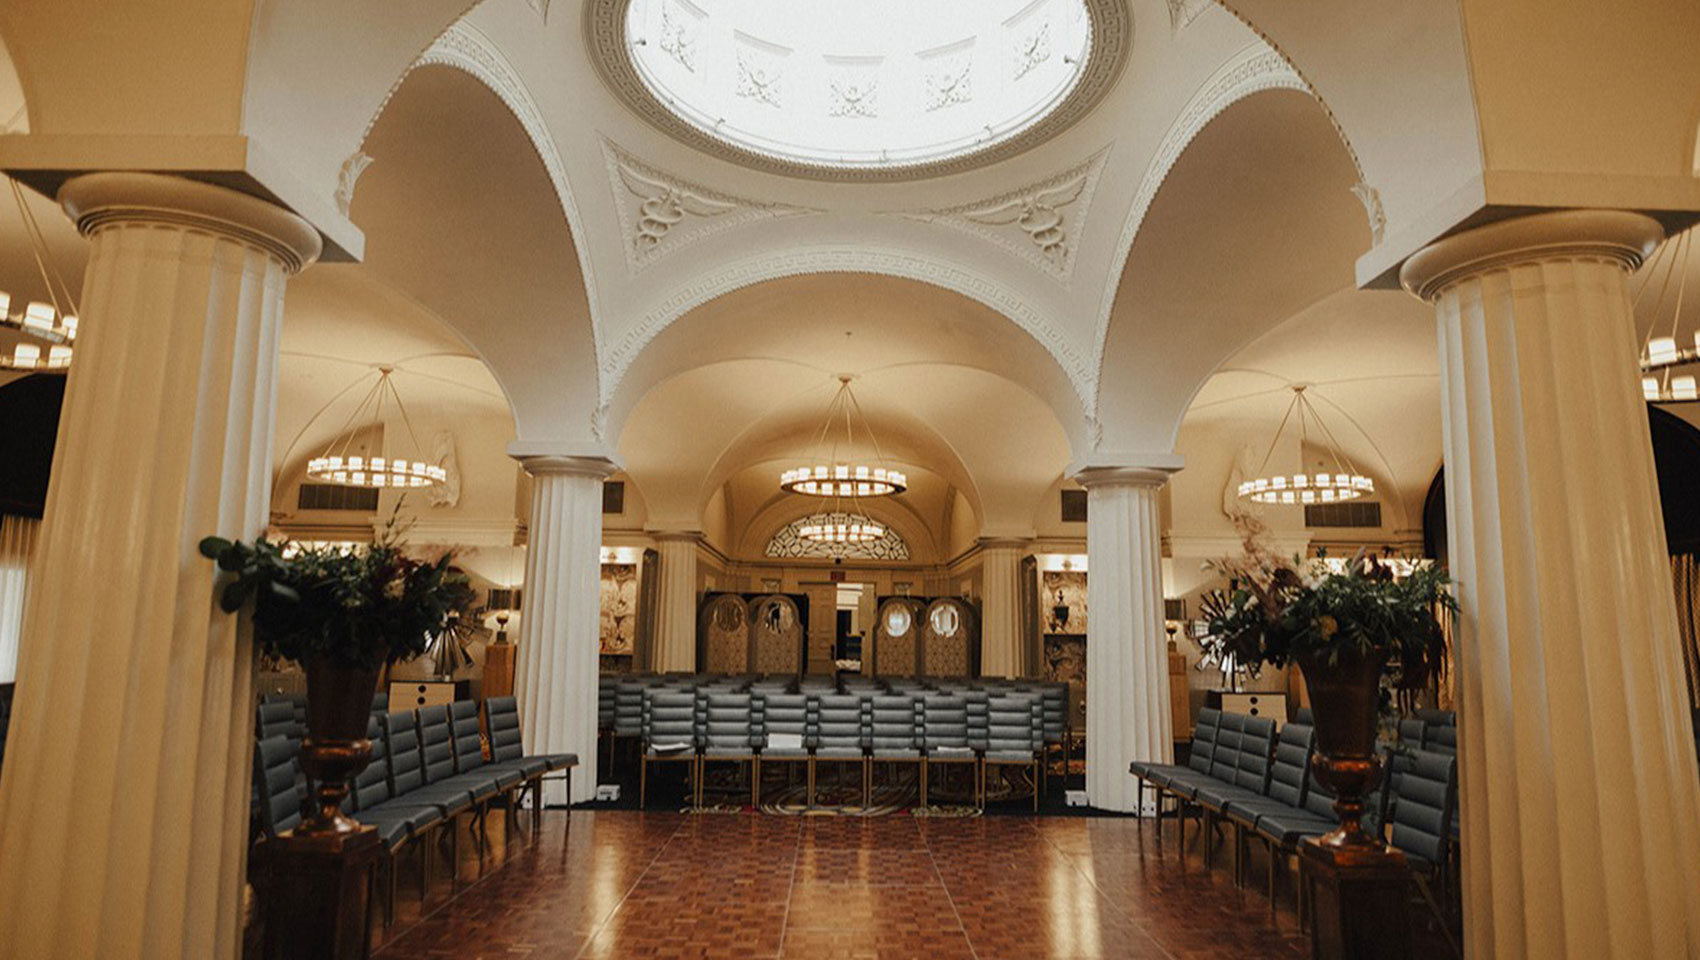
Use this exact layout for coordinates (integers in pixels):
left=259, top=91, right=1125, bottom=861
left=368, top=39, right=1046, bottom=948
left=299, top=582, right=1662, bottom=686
left=635, top=686, right=1052, bottom=810
left=1131, top=708, right=1460, bottom=950
left=253, top=695, right=575, bottom=926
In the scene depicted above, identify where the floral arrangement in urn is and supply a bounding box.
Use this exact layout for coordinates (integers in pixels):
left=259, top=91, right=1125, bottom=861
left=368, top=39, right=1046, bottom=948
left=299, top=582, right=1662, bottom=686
left=201, top=516, right=475, bottom=834
left=1197, top=515, right=1455, bottom=851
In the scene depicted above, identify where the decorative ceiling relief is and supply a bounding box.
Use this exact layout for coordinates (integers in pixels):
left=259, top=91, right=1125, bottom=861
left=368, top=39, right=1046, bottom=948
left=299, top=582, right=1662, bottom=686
left=735, top=33, right=787, bottom=108
left=893, top=148, right=1109, bottom=282
left=1011, top=20, right=1053, bottom=81
left=526, top=0, right=552, bottom=24
left=767, top=513, right=911, bottom=560
left=1350, top=182, right=1387, bottom=246
left=603, top=142, right=819, bottom=273
left=826, top=57, right=882, bottom=119
left=920, top=40, right=975, bottom=113
left=1166, top=0, right=1212, bottom=34
left=658, top=0, right=704, bottom=72
left=334, top=151, right=374, bottom=216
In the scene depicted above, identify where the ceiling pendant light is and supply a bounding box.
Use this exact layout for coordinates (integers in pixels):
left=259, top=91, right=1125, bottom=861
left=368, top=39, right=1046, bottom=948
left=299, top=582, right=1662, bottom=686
left=1636, top=227, right=1699, bottom=403
left=306, top=365, right=447, bottom=489
left=0, top=177, right=79, bottom=374
left=1237, top=384, right=1375, bottom=506
left=780, top=374, right=905, bottom=543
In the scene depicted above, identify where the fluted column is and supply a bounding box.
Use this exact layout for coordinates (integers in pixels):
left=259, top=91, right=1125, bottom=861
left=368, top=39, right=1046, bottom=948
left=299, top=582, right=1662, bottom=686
left=512, top=452, right=617, bottom=805
left=1403, top=210, right=1700, bottom=959
left=1074, top=464, right=1177, bottom=814
left=651, top=531, right=701, bottom=672
left=0, top=173, right=320, bottom=960
left=978, top=539, right=1026, bottom=678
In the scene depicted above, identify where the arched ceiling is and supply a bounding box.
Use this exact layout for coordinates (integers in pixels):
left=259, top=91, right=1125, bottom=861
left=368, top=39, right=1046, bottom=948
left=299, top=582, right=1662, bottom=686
left=1097, top=88, right=1368, bottom=454
left=353, top=63, right=598, bottom=445
left=615, top=274, right=1074, bottom=542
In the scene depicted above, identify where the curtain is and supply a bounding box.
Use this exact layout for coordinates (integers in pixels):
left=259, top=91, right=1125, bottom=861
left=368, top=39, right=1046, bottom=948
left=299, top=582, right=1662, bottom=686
left=1673, top=553, right=1700, bottom=710
left=0, top=515, right=40, bottom=685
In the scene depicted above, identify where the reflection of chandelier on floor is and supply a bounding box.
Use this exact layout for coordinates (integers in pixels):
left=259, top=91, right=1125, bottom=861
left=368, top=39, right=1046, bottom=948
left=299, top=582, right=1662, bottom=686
left=306, top=365, right=447, bottom=489
left=780, top=374, right=906, bottom=543
left=1638, top=227, right=1700, bottom=403
left=0, top=178, right=78, bottom=373
left=1237, top=384, right=1374, bottom=505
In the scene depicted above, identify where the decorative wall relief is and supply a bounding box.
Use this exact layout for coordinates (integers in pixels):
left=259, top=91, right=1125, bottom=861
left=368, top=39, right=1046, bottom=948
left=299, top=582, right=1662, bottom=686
left=1042, top=570, right=1087, bottom=634
left=826, top=57, right=882, bottom=119
left=1350, top=181, right=1388, bottom=246
left=1011, top=21, right=1052, bottom=81
left=1166, top=0, right=1212, bottom=33
left=919, top=40, right=975, bottom=113
left=599, top=563, right=639, bottom=655
left=658, top=0, right=705, bottom=72
left=735, top=33, right=788, bottom=108
left=334, top=151, right=374, bottom=217
left=894, top=149, right=1108, bottom=281
left=428, top=429, right=461, bottom=508
left=604, top=142, right=818, bottom=273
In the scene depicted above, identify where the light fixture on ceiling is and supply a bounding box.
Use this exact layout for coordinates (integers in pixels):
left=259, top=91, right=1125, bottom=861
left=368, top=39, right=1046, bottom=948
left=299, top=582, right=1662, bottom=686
left=1237, top=384, right=1375, bottom=505
left=780, top=374, right=905, bottom=543
left=1637, top=227, right=1699, bottom=403
left=0, top=177, right=79, bottom=374
left=305, top=365, right=447, bottom=489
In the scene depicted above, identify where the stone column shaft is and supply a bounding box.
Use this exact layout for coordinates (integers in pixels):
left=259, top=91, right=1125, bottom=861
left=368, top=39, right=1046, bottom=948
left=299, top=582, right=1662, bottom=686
left=978, top=540, right=1025, bottom=679
left=1403, top=210, right=1700, bottom=959
left=513, top=454, right=615, bottom=805
left=651, top=532, right=701, bottom=672
left=0, top=173, right=319, bottom=960
left=1075, top=465, right=1176, bottom=814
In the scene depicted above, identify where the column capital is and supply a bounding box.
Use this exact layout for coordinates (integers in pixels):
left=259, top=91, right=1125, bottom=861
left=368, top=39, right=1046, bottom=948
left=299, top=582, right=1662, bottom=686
left=649, top=529, right=705, bottom=544
left=58, top=172, right=322, bottom=274
left=1400, top=209, right=1662, bottom=302
left=507, top=439, right=621, bottom=479
left=1069, top=455, right=1182, bottom=490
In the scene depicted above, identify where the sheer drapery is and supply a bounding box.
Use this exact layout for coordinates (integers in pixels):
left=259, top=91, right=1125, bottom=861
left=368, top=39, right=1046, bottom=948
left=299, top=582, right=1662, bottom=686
left=1674, top=553, right=1700, bottom=709
left=0, top=515, right=39, bottom=684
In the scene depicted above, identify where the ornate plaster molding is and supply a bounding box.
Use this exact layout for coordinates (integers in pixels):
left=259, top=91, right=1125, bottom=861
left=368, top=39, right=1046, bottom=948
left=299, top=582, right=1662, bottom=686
left=890, top=148, right=1110, bottom=283
left=599, top=247, right=1094, bottom=420
left=582, top=0, right=1131, bottom=182
left=1350, top=181, right=1387, bottom=246
left=1089, top=43, right=1307, bottom=414
left=526, top=0, right=551, bottom=23
left=603, top=141, right=820, bottom=274
left=406, top=21, right=604, bottom=391
left=334, top=151, right=374, bottom=216
left=1166, top=0, right=1212, bottom=33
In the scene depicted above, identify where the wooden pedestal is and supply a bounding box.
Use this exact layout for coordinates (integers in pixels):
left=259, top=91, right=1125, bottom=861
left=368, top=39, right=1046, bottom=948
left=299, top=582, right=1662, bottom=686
left=256, top=826, right=381, bottom=960
left=484, top=642, right=516, bottom=699
left=1299, top=839, right=1411, bottom=960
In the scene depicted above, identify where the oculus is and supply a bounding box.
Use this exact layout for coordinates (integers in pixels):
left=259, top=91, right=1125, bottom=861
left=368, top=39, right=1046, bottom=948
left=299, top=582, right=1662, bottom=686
left=587, top=0, right=1129, bottom=180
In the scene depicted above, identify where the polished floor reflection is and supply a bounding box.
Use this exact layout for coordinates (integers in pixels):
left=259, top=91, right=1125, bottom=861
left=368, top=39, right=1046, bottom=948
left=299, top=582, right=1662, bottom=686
left=372, top=810, right=1310, bottom=959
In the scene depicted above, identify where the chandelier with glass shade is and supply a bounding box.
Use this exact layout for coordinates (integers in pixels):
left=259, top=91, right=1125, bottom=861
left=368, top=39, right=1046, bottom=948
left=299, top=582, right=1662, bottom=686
left=0, top=178, right=79, bottom=373
left=1237, top=385, right=1375, bottom=505
left=305, top=365, right=447, bottom=489
left=1638, top=226, right=1700, bottom=404
left=780, top=375, right=906, bottom=543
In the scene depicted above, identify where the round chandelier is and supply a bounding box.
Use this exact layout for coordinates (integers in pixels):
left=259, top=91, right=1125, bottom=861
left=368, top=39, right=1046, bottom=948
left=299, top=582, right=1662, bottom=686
left=1637, top=226, right=1699, bottom=403
left=1237, top=385, right=1375, bottom=506
left=306, top=366, right=447, bottom=489
left=780, top=375, right=906, bottom=543
left=0, top=178, right=79, bottom=374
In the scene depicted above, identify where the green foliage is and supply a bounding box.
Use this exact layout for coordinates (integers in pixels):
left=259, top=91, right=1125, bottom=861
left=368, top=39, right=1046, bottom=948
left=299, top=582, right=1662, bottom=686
left=1199, top=550, right=1456, bottom=695
left=198, top=519, right=476, bottom=670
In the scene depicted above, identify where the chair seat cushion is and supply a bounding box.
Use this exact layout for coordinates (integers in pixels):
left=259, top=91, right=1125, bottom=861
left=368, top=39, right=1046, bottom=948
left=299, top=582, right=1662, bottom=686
left=760, top=746, right=809, bottom=759
left=436, top=773, right=503, bottom=802
left=358, top=802, right=443, bottom=834
left=1223, top=798, right=1307, bottom=829
left=1193, top=782, right=1263, bottom=811
left=815, top=746, right=865, bottom=760
left=1130, top=761, right=1182, bottom=781
left=1254, top=811, right=1337, bottom=844
left=984, top=750, right=1036, bottom=764
left=703, top=746, right=755, bottom=758
left=926, top=747, right=976, bottom=760
left=379, top=793, right=473, bottom=818
left=485, top=767, right=526, bottom=789
left=541, top=753, right=578, bottom=771
left=353, top=812, right=418, bottom=850
left=488, top=757, right=550, bottom=779
left=869, top=749, right=921, bottom=760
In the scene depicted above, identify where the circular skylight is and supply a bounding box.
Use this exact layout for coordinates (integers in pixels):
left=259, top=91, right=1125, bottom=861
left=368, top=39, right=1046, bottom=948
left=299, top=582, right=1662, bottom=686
left=591, top=0, right=1125, bottom=180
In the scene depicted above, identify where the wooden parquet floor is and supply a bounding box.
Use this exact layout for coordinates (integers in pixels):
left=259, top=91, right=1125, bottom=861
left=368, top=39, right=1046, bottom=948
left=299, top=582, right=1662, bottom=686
left=370, top=809, right=1314, bottom=959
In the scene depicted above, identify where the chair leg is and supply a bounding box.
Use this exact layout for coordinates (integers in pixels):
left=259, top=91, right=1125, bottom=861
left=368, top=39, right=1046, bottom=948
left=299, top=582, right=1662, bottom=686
left=640, top=759, right=649, bottom=809
left=753, top=757, right=762, bottom=808
left=807, top=757, right=816, bottom=808
left=419, top=827, right=433, bottom=903
left=1031, top=760, right=1040, bottom=812
left=921, top=759, right=929, bottom=809
left=449, top=816, right=461, bottom=892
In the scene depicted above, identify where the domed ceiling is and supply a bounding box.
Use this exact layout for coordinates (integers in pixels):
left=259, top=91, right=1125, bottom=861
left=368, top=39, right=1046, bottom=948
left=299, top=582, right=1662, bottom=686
left=586, top=0, right=1130, bottom=180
